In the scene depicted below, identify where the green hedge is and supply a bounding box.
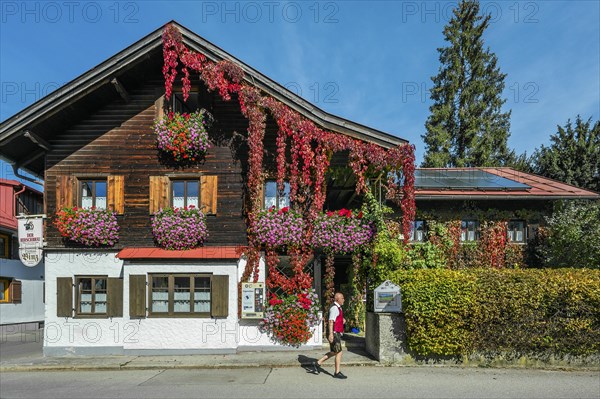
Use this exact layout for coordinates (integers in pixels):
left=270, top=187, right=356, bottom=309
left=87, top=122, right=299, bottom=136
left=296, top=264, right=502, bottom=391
left=389, top=268, right=600, bottom=357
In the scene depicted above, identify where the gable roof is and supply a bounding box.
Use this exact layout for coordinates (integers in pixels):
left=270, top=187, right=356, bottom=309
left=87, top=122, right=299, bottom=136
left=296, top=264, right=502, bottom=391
left=415, top=167, right=600, bottom=200
left=0, top=21, right=407, bottom=179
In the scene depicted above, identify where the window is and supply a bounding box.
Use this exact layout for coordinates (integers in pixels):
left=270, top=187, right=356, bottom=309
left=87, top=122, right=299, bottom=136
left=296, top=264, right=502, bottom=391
left=0, top=279, right=21, bottom=304
left=410, top=221, right=427, bottom=242
left=172, top=92, right=200, bottom=114
left=461, top=220, right=479, bottom=242
left=149, top=274, right=212, bottom=316
left=80, top=180, right=107, bottom=209
left=0, top=233, right=9, bottom=259
left=264, top=181, right=290, bottom=210
left=76, top=276, right=107, bottom=315
left=507, top=220, right=526, bottom=243
left=172, top=180, right=199, bottom=208
left=0, top=279, right=9, bottom=303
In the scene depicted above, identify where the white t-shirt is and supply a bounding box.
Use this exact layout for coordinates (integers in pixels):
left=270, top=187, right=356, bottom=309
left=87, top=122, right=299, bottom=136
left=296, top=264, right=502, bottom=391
left=328, top=302, right=342, bottom=322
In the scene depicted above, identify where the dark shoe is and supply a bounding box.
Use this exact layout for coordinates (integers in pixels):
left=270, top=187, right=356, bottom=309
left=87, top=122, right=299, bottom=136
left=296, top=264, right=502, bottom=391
left=333, top=372, right=347, bottom=379
left=310, top=361, right=320, bottom=374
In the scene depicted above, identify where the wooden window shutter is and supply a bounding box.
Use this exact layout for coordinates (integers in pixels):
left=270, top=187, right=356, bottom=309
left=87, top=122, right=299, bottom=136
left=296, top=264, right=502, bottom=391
left=9, top=280, right=21, bottom=304
left=107, top=278, right=123, bottom=317
left=107, top=175, right=125, bottom=214
left=149, top=176, right=170, bottom=214
left=258, top=183, right=264, bottom=209
left=200, top=175, right=218, bottom=215
left=129, top=275, right=146, bottom=318
left=210, top=275, right=229, bottom=318
left=56, top=277, right=73, bottom=317
left=155, top=95, right=165, bottom=119
left=56, top=175, right=76, bottom=210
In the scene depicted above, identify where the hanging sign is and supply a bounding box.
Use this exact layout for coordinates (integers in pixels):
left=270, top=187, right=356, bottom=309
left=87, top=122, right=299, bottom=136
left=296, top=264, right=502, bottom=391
left=17, top=214, right=46, bottom=267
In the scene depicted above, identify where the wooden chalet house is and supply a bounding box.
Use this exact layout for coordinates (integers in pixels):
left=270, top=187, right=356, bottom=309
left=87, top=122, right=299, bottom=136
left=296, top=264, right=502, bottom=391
left=0, top=22, right=412, bottom=355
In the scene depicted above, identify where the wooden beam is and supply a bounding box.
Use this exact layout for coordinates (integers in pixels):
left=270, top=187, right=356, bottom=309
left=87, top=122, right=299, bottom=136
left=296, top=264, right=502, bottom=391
left=111, top=78, right=130, bottom=103
left=23, top=130, right=52, bottom=151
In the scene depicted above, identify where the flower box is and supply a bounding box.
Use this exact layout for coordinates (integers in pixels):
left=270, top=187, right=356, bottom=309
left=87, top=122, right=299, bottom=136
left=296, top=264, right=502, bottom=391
left=259, top=289, right=320, bottom=347
left=312, top=209, right=374, bottom=254
left=54, top=207, right=120, bottom=247
left=154, top=110, right=212, bottom=164
left=152, top=206, right=208, bottom=250
left=252, top=206, right=305, bottom=248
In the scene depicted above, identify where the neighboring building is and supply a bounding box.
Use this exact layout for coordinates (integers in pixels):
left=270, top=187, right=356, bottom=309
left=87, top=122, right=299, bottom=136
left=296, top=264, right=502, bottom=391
left=0, top=179, right=45, bottom=333
left=0, top=22, right=408, bottom=355
left=412, top=168, right=600, bottom=244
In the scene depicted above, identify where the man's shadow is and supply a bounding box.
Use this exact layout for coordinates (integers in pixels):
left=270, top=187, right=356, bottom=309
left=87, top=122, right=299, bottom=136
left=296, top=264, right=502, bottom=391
left=297, top=354, right=334, bottom=376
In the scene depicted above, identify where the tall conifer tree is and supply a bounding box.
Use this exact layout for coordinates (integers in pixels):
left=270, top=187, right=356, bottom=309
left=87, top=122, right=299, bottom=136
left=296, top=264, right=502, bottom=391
left=422, top=0, right=511, bottom=167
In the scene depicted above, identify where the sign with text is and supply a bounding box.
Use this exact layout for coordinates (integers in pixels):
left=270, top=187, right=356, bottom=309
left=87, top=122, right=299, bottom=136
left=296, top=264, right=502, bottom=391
left=17, top=214, right=46, bottom=267
left=241, top=282, right=265, bottom=319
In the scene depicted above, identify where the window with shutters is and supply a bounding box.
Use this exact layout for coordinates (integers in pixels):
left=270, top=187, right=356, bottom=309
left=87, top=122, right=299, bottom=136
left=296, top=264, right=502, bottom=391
left=0, top=279, right=21, bottom=304
left=149, top=273, right=212, bottom=317
left=263, top=181, right=290, bottom=210
left=150, top=175, right=217, bottom=215
left=76, top=276, right=108, bottom=315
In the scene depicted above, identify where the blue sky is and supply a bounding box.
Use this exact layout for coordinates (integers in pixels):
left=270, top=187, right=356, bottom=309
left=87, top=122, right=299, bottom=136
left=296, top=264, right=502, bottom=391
left=1, top=0, right=599, bottom=189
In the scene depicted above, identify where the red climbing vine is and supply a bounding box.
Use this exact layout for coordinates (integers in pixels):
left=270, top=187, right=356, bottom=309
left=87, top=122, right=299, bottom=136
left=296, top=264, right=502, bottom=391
left=160, top=23, right=416, bottom=336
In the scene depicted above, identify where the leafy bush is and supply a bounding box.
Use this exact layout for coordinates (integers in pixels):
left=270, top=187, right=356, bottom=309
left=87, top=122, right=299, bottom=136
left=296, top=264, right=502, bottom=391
left=389, top=268, right=600, bottom=357
left=542, top=201, right=600, bottom=268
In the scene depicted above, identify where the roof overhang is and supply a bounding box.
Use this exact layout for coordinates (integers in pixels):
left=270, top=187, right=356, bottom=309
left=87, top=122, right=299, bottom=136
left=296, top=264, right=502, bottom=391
left=0, top=21, right=407, bottom=178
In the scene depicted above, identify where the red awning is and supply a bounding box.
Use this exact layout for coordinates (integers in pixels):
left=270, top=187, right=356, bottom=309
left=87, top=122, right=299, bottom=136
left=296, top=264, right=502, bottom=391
left=117, top=246, right=241, bottom=260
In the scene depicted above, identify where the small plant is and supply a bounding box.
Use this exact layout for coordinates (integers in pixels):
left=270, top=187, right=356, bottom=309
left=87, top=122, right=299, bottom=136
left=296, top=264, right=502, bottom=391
left=152, top=206, right=208, bottom=250
left=252, top=206, right=305, bottom=248
left=154, top=110, right=212, bottom=163
left=54, top=207, right=119, bottom=247
left=259, top=289, right=320, bottom=347
left=312, top=209, right=374, bottom=254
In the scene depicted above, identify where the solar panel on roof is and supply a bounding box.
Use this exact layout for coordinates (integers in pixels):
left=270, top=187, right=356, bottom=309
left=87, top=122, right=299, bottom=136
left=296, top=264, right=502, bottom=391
left=415, top=170, right=531, bottom=191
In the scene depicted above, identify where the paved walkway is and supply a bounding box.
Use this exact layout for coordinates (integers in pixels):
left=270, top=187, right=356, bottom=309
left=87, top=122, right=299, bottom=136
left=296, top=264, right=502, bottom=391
left=0, top=328, right=377, bottom=372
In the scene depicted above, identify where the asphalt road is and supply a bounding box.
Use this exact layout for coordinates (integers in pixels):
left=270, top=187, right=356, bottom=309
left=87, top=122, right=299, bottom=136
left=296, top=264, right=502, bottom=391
left=1, top=367, right=599, bottom=399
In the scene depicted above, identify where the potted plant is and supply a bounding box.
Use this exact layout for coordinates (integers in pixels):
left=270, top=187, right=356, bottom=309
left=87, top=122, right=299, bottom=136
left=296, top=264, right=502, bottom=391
left=252, top=206, right=305, bottom=249
left=54, top=207, right=120, bottom=247
left=312, top=208, right=374, bottom=254
left=154, top=109, right=212, bottom=164
left=259, top=289, right=320, bottom=347
left=152, top=206, right=208, bottom=250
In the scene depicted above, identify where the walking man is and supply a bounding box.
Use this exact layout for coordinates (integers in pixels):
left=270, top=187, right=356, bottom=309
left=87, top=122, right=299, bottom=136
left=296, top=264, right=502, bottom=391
left=311, top=292, right=347, bottom=379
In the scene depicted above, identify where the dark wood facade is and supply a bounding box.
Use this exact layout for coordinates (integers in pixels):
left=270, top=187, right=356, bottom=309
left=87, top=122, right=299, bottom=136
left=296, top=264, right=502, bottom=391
left=45, top=77, right=251, bottom=249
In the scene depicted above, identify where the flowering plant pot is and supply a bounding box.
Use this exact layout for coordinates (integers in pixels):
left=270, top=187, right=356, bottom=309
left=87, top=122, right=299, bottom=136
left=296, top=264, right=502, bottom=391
left=252, top=206, right=305, bottom=249
left=152, top=206, right=208, bottom=250
left=54, top=207, right=120, bottom=247
left=154, top=110, right=212, bottom=164
left=259, top=289, right=320, bottom=347
left=312, top=208, right=374, bottom=254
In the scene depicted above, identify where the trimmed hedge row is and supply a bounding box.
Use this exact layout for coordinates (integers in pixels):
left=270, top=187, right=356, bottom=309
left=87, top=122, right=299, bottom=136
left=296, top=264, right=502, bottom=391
left=389, top=268, right=600, bottom=357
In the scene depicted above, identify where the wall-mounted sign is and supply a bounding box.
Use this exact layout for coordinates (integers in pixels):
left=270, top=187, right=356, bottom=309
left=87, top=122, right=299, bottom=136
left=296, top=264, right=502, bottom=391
left=241, top=282, right=265, bottom=319
left=374, top=280, right=402, bottom=313
left=17, top=214, right=46, bottom=267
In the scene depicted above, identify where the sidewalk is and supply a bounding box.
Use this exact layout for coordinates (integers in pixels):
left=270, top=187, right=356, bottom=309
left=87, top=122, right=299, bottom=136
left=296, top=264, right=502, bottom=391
left=0, top=329, right=378, bottom=372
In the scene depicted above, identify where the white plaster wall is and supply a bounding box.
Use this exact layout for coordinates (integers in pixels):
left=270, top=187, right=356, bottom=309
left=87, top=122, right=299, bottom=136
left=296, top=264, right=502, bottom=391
left=123, top=262, right=240, bottom=351
left=44, top=251, right=124, bottom=350
left=43, top=251, right=322, bottom=352
left=0, top=258, right=45, bottom=325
